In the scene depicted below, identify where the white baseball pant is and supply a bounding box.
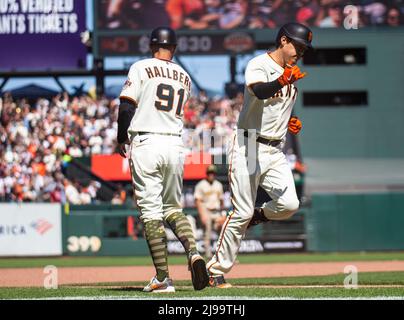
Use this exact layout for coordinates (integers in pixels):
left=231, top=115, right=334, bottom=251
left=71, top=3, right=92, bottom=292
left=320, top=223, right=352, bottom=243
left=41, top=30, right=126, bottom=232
left=128, top=133, right=185, bottom=223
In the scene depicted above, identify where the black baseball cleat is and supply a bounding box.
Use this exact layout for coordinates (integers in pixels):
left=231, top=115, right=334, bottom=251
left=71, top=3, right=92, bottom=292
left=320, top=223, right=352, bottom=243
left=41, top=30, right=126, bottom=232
left=247, top=208, right=270, bottom=229
left=189, top=253, right=209, bottom=290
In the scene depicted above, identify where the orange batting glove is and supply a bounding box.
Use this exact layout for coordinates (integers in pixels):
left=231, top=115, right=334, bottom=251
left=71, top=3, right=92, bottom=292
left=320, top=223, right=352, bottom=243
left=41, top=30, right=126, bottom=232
left=278, top=65, right=306, bottom=86
left=288, top=116, right=302, bottom=135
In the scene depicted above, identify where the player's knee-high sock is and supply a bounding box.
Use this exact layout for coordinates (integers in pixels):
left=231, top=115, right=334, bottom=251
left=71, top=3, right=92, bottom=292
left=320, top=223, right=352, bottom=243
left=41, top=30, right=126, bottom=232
left=166, top=212, right=197, bottom=257
left=144, top=220, right=169, bottom=282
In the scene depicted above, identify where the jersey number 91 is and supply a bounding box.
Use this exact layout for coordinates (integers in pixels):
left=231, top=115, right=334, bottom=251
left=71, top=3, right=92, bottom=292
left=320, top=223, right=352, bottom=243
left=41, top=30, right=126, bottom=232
left=154, top=83, right=185, bottom=118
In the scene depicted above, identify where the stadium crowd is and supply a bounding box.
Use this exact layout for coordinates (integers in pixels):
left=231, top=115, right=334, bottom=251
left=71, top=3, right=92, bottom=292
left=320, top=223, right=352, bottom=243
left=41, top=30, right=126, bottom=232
left=100, top=0, right=404, bottom=30
left=0, top=92, right=114, bottom=203
left=0, top=90, right=246, bottom=203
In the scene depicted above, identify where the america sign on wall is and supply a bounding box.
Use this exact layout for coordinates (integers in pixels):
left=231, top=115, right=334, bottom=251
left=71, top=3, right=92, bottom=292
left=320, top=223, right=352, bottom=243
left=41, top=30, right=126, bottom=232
left=0, top=203, right=62, bottom=256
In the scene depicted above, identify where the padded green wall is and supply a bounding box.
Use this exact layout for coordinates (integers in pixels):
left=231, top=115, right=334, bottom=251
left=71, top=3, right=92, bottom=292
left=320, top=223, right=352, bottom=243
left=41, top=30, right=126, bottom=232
left=306, top=192, right=404, bottom=251
left=288, top=28, right=404, bottom=158
left=62, top=205, right=202, bottom=256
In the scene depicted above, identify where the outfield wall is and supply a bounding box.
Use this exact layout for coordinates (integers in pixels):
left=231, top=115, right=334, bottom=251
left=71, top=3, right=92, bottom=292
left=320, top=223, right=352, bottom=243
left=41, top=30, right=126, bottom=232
left=306, top=192, right=404, bottom=252
left=61, top=205, right=306, bottom=256
left=1, top=193, right=404, bottom=256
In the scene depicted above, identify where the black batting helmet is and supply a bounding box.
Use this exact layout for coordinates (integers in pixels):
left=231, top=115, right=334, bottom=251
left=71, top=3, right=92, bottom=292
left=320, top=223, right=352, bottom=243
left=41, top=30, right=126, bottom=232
left=276, top=23, right=313, bottom=48
left=149, top=26, right=177, bottom=46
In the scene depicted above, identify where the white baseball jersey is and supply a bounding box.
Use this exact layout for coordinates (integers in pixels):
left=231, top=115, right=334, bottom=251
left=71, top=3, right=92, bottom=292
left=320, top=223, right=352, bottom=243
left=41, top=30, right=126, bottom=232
left=120, top=58, right=192, bottom=136
left=238, top=52, right=298, bottom=140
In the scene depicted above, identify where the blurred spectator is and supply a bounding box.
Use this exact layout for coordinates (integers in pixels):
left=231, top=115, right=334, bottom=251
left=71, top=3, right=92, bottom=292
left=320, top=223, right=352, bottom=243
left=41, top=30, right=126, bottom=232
left=140, top=0, right=171, bottom=28
left=110, top=184, right=127, bottom=205
left=79, top=186, right=92, bottom=205
left=68, top=144, right=84, bottom=158
left=50, top=185, right=64, bottom=203
left=269, top=0, right=296, bottom=27
left=318, top=3, right=344, bottom=27
left=104, top=0, right=125, bottom=28
left=219, top=0, right=249, bottom=29
left=64, top=179, right=81, bottom=205
left=111, top=192, right=124, bottom=205
left=117, top=184, right=127, bottom=203
left=89, top=131, right=103, bottom=154
left=199, top=0, right=223, bottom=29
left=385, top=6, right=402, bottom=26
left=103, top=0, right=142, bottom=29
left=166, top=0, right=205, bottom=29
left=87, top=181, right=101, bottom=202
left=297, top=7, right=316, bottom=25
left=363, top=2, right=387, bottom=25
left=247, top=0, right=273, bottom=29
left=296, top=0, right=320, bottom=26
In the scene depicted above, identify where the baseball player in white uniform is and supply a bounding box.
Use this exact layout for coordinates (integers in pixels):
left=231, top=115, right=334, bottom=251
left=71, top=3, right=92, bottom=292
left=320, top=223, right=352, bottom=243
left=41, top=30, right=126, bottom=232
left=116, top=26, right=209, bottom=292
left=207, top=23, right=313, bottom=288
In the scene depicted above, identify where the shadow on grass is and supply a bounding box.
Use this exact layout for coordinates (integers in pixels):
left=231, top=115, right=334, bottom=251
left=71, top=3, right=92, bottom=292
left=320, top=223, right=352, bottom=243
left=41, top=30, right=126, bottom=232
left=103, top=287, right=195, bottom=294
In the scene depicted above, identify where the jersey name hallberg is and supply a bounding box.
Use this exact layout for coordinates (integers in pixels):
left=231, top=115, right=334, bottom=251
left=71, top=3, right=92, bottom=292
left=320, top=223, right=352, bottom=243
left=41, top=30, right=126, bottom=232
left=144, top=65, right=191, bottom=91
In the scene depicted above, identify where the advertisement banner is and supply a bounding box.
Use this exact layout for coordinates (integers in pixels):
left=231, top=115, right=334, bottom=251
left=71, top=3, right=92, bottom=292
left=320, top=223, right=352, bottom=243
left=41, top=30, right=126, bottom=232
left=0, top=203, right=62, bottom=256
left=0, top=0, right=87, bottom=70
left=91, top=153, right=212, bottom=181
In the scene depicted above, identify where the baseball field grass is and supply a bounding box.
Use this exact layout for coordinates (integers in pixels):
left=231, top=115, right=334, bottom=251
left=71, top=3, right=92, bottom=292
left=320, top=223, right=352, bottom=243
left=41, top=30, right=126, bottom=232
left=1, top=272, right=404, bottom=299
left=1, top=252, right=404, bottom=300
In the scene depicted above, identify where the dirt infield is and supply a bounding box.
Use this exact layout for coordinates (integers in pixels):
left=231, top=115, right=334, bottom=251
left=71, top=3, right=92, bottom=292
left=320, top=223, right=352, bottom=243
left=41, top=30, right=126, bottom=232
left=2, top=260, right=404, bottom=288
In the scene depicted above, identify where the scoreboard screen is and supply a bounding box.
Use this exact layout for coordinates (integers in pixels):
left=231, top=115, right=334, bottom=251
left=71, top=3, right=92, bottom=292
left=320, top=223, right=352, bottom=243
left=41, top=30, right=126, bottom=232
left=97, top=32, right=255, bottom=56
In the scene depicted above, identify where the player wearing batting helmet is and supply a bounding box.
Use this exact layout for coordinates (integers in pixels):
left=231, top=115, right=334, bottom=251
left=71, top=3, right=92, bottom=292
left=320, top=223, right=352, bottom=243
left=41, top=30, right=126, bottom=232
left=207, top=23, right=313, bottom=288
left=116, top=26, right=209, bottom=292
left=276, top=22, right=313, bottom=51
left=149, top=26, right=177, bottom=46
